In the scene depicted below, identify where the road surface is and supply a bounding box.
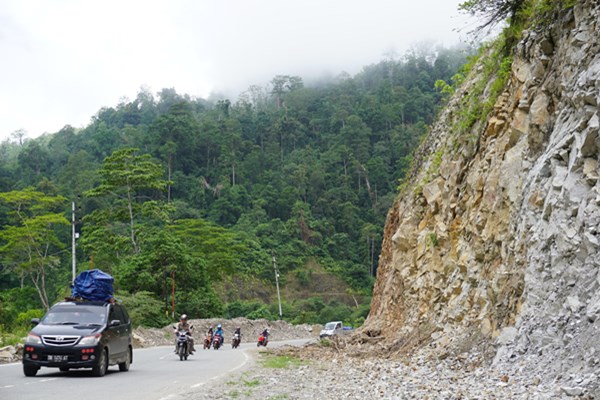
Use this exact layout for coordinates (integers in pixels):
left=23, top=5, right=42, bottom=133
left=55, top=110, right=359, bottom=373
left=0, top=339, right=311, bottom=400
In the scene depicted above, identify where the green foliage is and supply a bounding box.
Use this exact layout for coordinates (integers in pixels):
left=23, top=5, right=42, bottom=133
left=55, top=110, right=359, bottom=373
left=225, top=300, right=265, bottom=319
left=434, top=79, right=455, bottom=98
left=83, top=147, right=170, bottom=256
left=0, top=45, right=473, bottom=332
left=317, top=302, right=353, bottom=324
left=294, top=269, right=311, bottom=286
left=427, top=232, right=439, bottom=248
left=175, top=288, right=223, bottom=319
left=243, top=379, right=261, bottom=388
left=117, top=291, right=170, bottom=328
left=0, top=325, right=30, bottom=347
left=0, top=287, right=41, bottom=327
left=446, top=36, right=514, bottom=160
left=517, top=0, right=577, bottom=33
left=0, top=188, right=69, bottom=309
left=350, top=300, right=371, bottom=327
left=247, top=305, right=275, bottom=320
left=260, top=354, right=306, bottom=369
left=459, top=0, right=527, bottom=33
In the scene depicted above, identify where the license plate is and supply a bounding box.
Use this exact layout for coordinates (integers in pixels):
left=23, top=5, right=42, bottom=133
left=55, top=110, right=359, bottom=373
left=48, top=355, right=68, bottom=362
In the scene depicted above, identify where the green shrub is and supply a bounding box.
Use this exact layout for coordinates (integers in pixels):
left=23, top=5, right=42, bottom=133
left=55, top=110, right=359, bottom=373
left=117, top=291, right=170, bottom=328
left=247, top=306, right=274, bottom=320
left=0, top=325, right=29, bottom=347
left=225, top=300, right=265, bottom=318
left=16, top=309, right=44, bottom=327
left=0, top=287, right=41, bottom=329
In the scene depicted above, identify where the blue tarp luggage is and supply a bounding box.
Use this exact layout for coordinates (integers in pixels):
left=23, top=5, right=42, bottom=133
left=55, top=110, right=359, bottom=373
left=71, top=269, right=114, bottom=302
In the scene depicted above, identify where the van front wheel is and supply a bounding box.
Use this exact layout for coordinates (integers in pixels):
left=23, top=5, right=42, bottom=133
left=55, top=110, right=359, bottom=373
left=23, top=365, right=39, bottom=377
left=92, top=348, right=108, bottom=377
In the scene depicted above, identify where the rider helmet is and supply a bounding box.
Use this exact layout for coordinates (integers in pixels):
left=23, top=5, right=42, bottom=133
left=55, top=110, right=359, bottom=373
left=180, top=314, right=187, bottom=320
left=217, top=324, right=222, bottom=328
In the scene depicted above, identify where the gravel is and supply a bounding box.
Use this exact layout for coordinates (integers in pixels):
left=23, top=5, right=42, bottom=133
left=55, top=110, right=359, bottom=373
left=179, top=334, right=598, bottom=400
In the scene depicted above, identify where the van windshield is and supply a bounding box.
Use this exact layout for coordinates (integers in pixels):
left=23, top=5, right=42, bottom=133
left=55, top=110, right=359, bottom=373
left=42, top=306, right=106, bottom=325
left=324, top=322, right=337, bottom=330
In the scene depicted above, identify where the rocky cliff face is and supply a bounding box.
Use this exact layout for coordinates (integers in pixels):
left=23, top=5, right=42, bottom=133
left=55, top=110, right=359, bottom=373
left=364, top=0, right=600, bottom=393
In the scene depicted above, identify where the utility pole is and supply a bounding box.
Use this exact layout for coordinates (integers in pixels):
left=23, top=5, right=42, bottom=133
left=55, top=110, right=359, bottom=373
left=72, top=201, right=76, bottom=283
left=272, top=254, right=283, bottom=319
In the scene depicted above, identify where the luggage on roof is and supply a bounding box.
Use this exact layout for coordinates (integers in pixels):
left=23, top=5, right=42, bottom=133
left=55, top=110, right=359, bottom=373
left=71, top=269, right=114, bottom=302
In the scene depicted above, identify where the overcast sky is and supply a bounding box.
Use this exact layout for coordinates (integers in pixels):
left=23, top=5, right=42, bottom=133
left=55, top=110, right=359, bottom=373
left=0, top=0, right=473, bottom=141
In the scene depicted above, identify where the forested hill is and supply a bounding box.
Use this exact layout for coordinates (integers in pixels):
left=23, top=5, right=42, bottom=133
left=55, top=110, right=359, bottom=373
left=0, top=45, right=470, bottom=330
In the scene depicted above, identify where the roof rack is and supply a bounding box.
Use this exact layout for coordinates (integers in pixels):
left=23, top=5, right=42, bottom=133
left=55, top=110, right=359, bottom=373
left=63, top=297, right=116, bottom=304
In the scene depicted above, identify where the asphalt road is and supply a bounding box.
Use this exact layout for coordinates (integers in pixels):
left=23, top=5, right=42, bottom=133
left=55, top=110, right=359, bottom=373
left=0, top=339, right=310, bottom=400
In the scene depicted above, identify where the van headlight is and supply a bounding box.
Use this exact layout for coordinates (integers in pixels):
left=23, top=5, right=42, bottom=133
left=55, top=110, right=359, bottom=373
left=78, top=334, right=101, bottom=346
left=25, top=333, right=42, bottom=344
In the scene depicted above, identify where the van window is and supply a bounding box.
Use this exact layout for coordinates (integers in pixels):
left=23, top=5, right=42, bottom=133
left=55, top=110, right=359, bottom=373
left=109, top=307, right=121, bottom=325
left=119, top=306, right=130, bottom=324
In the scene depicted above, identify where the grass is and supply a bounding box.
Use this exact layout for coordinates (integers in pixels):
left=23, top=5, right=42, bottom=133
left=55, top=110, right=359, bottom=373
left=219, top=358, right=300, bottom=399
left=243, top=379, right=260, bottom=387
left=260, top=354, right=307, bottom=369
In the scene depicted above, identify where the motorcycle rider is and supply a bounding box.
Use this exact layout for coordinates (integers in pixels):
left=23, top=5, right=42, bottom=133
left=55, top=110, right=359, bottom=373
left=232, top=326, right=241, bottom=346
left=204, top=324, right=214, bottom=348
left=174, top=314, right=195, bottom=354
left=214, top=323, right=224, bottom=346
left=260, top=328, right=269, bottom=344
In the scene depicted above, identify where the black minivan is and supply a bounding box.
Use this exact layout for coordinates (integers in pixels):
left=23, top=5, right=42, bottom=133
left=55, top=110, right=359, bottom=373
left=22, top=300, right=133, bottom=377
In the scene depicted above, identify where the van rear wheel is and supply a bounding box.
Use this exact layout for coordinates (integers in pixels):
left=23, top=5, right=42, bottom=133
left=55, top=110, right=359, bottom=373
left=119, top=347, right=131, bottom=371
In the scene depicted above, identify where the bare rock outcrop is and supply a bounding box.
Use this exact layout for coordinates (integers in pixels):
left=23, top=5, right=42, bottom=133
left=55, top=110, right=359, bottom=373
left=361, top=0, right=600, bottom=395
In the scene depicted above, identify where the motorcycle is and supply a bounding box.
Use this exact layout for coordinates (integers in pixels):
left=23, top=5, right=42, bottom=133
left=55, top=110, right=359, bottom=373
left=212, top=333, right=222, bottom=350
left=174, top=327, right=193, bottom=361
left=257, top=334, right=268, bottom=347
left=203, top=334, right=213, bottom=349
left=231, top=333, right=241, bottom=349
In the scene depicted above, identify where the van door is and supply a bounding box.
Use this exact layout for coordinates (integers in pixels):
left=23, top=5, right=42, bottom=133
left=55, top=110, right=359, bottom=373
left=107, top=306, right=126, bottom=357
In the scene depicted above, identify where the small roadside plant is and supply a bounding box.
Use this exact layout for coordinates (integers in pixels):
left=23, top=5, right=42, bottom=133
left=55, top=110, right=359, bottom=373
left=260, top=354, right=306, bottom=369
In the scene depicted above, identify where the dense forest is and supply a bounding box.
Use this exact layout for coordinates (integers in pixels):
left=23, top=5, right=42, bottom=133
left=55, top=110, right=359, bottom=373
left=0, top=44, right=471, bottom=339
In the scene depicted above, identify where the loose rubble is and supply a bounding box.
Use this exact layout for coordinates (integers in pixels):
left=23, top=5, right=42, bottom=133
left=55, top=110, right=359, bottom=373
left=186, top=336, right=599, bottom=399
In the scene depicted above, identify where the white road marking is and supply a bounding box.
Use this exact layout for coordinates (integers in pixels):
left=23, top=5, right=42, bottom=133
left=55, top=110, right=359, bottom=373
left=23, top=377, right=59, bottom=386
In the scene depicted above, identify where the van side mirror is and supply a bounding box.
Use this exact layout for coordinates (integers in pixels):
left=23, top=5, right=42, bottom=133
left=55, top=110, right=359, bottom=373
left=110, top=319, right=121, bottom=327
left=31, top=318, right=40, bottom=326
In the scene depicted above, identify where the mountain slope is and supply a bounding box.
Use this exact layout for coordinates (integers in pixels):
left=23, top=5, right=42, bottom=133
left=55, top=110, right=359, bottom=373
left=362, top=0, right=600, bottom=394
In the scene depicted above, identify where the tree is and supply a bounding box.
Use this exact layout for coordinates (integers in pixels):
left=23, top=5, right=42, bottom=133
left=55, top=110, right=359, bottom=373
left=11, top=129, right=27, bottom=146
left=0, top=188, right=69, bottom=309
left=271, top=75, right=304, bottom=108
left=459, top=0, right=526, bottom=32
left=84, top=148, right=170, bottom=255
